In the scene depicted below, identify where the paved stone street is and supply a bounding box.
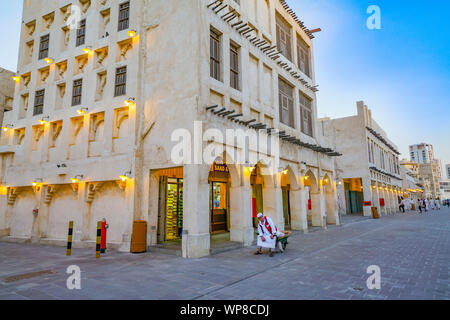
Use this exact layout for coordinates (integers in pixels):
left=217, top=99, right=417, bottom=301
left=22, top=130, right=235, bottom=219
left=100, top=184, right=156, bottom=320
left=0, top=208, right=449, bottom=300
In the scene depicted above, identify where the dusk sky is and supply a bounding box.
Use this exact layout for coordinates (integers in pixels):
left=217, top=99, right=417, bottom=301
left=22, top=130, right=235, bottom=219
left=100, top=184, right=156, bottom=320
left=1, top=1, right=448, bottom=167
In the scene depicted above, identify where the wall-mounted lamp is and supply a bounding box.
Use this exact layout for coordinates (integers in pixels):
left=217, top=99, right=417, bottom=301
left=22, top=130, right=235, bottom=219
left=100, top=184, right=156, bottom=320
left=83, top=46, right=93, bottom=54
left=124, top=97, right=136, bottom=106
left=70, top=175, right=84, bottom=183
left=127, top=29, right=137, bottom=38
left=44, top=57, right=54, bottom=64
left=120, top=171, right=132, bottom=182
left=11, top=75, right=20, bottom=83
left=38, top=116, right=50, bottom=124
left=31, top=178, right=43, bottom=187
left=77, top=107, right=89, bottom=115
left=2, top=124, right=13, bottom=132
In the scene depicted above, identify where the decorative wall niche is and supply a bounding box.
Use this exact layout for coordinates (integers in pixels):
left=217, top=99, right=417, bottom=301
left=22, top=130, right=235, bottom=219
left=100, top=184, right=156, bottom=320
left=55, top=83, right=66, bottom=110
left=21, top=73, right=31, bottom=90
left=55, top=60, right=68, bottom=80
left=88, top=112, right=105, bottom=157
left=25, top=20, right=36, bottom=38
left=31, top=125, right=45, bottom=151
left=68, top=116, right=84, bottom=160
left=19, top=94, right=29, bottom=119
left=95, top=71, right=107, bottom=101
left=42, top=12, right=55, bottom=32
left=97, top=0, right=108, bottom=7
left=14, top=128, right=26, bottom=146
left=24, top=40, right=34, bottom=64
left=117, top=39, right=133, bottom=62
left=59, top=4, right=72, bottom=25
left=49, top=121, right=63, bottom=149
left=61, top=26, right=70, bottom=52
left=112, top=107, right=129, bottom=154
left=99, top=8, right=110, bottom=39
left=95, top=46, right=108, bottom=68
left=74, top=54, right=89, bottom=75
left=38, top=67, right=50, bottom=86
left=79, top=0, right=92, bottom=14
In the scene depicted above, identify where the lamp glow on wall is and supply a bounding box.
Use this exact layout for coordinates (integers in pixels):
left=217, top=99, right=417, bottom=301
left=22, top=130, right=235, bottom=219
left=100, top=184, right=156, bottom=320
left=70, top=175, right=84, bottom=183
left=83, top=46, right=93, bottom=54
left=124, top=97, right=136, bottom=106
left=38, top=116, right=50, bottom=124
left=31, top=178, right=43, bottom=187
left=120, top=171, right=132, bottom=182
left=77, top=107, right=89, bottom=115
left=44, top=57, right=54, bottom=64
left=2, top=124, right=12, bottom=132
left=11, top=75, right=20, bottom=83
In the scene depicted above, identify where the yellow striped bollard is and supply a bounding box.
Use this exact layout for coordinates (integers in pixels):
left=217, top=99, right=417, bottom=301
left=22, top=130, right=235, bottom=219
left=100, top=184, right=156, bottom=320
left=66, top=221, right=74, bottom=256
left=96, top=221, right=102, bottom=259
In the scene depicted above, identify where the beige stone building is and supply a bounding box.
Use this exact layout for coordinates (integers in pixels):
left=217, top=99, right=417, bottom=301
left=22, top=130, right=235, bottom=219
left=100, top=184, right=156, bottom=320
left=399, top=160, right=424, bottom=205
left=0, top=68, right=16, bottom=132
left=0, top=0, right=341, bottom=258
left=320, top=101, right=404, bottom=217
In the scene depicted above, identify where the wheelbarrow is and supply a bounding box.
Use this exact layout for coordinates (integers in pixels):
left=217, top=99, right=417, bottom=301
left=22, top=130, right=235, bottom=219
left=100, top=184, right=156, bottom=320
left=276, top=231, right=291, bottom=253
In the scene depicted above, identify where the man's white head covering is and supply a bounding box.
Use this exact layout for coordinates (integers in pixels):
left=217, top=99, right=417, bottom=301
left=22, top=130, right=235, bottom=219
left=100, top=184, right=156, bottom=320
left=257, top=213, right=263, bottom=219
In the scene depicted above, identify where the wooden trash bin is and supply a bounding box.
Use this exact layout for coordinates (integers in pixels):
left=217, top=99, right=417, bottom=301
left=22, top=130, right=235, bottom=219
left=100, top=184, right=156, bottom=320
left=371, top=207, right=380, bottom=219
left=131, top=221, right=147, bottom=253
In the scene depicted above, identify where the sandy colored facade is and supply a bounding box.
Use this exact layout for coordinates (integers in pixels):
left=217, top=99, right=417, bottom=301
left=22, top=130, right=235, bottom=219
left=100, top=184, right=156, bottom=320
left=0, top=0, right=341, bottom=258
left=0, top=68, right=16, bottom=133
left=320, top=102, right=406, bottom=217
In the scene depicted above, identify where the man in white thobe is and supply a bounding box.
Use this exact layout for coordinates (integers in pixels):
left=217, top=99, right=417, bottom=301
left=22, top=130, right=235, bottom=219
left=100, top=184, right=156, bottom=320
left=255, top=213, right=283, bottom=257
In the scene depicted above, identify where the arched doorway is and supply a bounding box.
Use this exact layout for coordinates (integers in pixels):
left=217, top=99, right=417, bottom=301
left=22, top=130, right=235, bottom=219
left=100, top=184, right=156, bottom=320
left=323, top=174, right=339, bottom=225
left=304, top=169, right=321, bottom=227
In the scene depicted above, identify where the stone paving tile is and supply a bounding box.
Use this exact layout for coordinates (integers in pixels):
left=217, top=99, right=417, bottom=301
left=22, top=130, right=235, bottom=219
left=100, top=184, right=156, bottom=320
left=0, top=209, right=449, bottom=300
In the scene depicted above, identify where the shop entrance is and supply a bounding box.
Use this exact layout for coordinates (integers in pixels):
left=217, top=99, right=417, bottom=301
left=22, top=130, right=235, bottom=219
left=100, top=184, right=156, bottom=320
left=209, top=162, right=230, bottom=234
left=344, top=178, right=363, bottom=215
left=281, top=171, right=291, bottom=230
left=251, top=166, right=264, bottom=228
left=157, top=168, right=184, bottom=244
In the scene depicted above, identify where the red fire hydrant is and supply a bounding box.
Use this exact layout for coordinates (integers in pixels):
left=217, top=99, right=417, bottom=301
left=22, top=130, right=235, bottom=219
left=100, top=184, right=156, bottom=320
left=101, top=218, right=109, bottom=254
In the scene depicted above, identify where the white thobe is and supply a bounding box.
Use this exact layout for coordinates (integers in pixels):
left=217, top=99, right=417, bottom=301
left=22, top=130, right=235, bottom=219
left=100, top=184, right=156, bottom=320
left=257, top=216, right=283, bottom=249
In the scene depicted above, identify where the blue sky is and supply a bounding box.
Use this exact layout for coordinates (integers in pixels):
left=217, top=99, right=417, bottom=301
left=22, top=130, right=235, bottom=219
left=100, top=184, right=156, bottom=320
left=1, top=1, right=449, bottom=167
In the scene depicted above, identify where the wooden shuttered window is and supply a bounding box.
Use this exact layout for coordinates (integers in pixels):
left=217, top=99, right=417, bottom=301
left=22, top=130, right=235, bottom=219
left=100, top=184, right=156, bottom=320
left=230, top=43, right=239, bottom=90
left=297, top=37, right=311, bottom=77
left=210, top=29, right=221, bottom=81
left=300, top=93, right=313, bottom=136
left=276, top=16, right=292, bottom=61
left=76, top=19, right=86, bottom=47
left=114, top=66, right=127, bottom=97
left=278, top=79, right=294, bottom=128
left=118, top=1, right=130, bottom=31
left=72, top=79, right=83, bottom=106
left=33, top=89, right=45, bottom=116
left=38, top=34, right=50, bottom=60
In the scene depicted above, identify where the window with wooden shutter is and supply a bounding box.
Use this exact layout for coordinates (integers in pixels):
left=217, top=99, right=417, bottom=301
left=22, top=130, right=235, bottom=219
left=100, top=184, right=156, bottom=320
left=297, top=37, right=310, bottom=77
left=76, top=19, right=86, bottom=47
left=230, top=43, right=239, bottom=90
left=118, top=1, right=130, bottom=31
left=300, top=92, right=313, bottom=136
left=278, top=79, right=294, bottom=128
left=114, top=66, right=127, bottom=97
left=38, top=34, right=50, bottom=60
left=276, top=16, right=292, bottom=61
left=210, top=29, right=221, bottom=81
left=33, top=89, right=45, bottom=115
left=72, top=79, right=83, bottom=106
